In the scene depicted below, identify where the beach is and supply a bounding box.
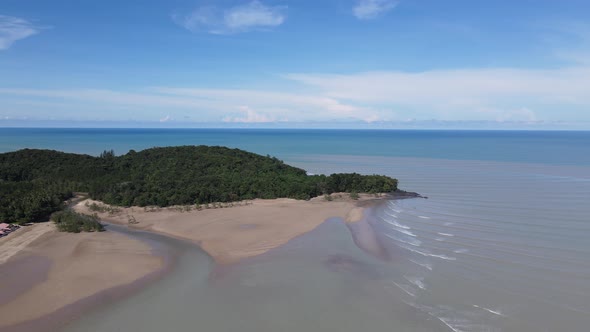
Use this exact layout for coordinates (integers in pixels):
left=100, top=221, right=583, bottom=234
left=0, top=193, right=378, bottom=330
left=1, top=129, right=589, bottom=332
left=72, top=194, right=377, bottom=264
left=0, top=223, right=164, bottom=329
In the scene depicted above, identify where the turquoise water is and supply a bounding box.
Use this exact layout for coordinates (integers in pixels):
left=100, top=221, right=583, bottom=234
left=2, top=128, right=589, bottom=332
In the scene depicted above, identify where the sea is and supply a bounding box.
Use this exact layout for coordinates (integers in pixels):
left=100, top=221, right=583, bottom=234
left=1, top=128, right=589, bottom=332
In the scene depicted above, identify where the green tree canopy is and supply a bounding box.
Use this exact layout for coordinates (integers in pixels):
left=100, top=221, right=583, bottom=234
left=0, top=146, right=398, bottom=224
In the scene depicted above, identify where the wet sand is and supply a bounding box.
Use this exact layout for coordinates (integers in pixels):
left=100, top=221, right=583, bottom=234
left=0, top=224, right=164, bottom=329
left=0, top=193, right=394, bottom=331
left=72, top=194, right=381, bottom=264
left=58, top=213, right=450, bottom=332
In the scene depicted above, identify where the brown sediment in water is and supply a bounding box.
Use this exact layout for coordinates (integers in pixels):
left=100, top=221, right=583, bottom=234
left=345, top=212, right=391, bottom=261
left=346, top=194, right=426, bottom=263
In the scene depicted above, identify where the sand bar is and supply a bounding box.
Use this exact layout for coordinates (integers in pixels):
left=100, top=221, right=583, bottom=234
left=0, top=224, right=163, bottom=328
left=73, top=194, right=380, bottom=264
left=0, top=193, right=383, bottom=329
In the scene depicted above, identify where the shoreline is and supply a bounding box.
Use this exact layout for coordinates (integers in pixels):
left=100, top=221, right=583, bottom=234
left=72, top=193, right=390, bottom=264
left=0, top=254, right=172, bottom=332
left=0, top=224, right=168, bottom=330
left=0, top=192, right=415, bottom=331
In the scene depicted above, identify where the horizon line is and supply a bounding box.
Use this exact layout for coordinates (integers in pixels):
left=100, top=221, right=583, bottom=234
left=1, top=126, right=589, bottom=132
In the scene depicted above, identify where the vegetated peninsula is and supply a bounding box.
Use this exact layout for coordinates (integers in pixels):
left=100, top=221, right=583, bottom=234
left=0, top=146, right=414, bottom=328
left=0, top=146, right=400, bottom=225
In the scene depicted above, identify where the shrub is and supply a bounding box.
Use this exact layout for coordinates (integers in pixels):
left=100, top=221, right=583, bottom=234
left=51, top=210, right=105, bottom=233
left=87, top=202, right=120, bottom=214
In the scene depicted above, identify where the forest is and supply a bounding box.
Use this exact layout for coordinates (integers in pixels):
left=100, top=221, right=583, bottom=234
left=0, top=146, right=398, bottom=224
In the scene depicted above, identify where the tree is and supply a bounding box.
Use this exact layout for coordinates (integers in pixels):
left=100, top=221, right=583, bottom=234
left=0, top=146, right=399, bottom=224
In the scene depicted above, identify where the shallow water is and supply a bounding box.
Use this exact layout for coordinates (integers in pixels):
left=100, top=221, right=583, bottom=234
left=58, top=224, right=214, bottom=332
left=2, top=129, right=589, bottom=331
left=292, top=156, right=590, bottom=332
left=62, top=219, right=451, bottom=332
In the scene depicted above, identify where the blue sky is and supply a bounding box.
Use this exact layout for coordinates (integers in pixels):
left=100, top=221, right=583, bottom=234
left=1, top=0, right=589, bottom=129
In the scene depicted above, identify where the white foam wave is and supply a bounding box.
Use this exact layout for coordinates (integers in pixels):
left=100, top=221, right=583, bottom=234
left=444, top=222, right=455, bottom=226
left=473, top=305, right=505, bottom=317
left=397, top=243, right=457, bottom=261
left=404, top=276, right=426, bottom=290
left=392, top=281, right=416, bottom=297
left=386, top=204, right=403, bottom=213
left=396, top=228, right=417, bottom=237
left=409, top=259, right=433, bottom=271
left=384, top=233, right=422, bottom=247
left=409, top=303, right=498, bottom=332
left=386, top=201, right=403, bottom=213
left=384, top=210, right=398, bottom=218
left=418, top=216, right=431, bottom=219
left=382, top=216, right=411, bottom=229
left=438, top=232, right=454, bottom=237
left=387, top=201, right=399, bottom=208
left=437, top=317, right=468, bottom=332
left=408, top=304, right=469, bottom=332
left=437, top=320, right=464, bottom=332
left=435, top=237, right=445, bottom=241
left=454, top=248, right=469, bottom=254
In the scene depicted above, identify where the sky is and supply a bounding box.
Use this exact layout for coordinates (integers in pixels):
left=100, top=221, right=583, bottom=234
left=1, top=0, right=589, bottom=129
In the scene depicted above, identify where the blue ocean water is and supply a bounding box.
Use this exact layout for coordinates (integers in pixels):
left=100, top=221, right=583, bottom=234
left=1, top=128, right=589, bottom=166
left=2, top=128, right=590, bottom=332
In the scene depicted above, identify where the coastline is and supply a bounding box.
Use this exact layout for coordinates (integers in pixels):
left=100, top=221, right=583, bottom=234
left=0, top=224, right=166, bottom=330
left=0, top=192, right=399, bottom=330
left=72, top=193, right=386, bottom=264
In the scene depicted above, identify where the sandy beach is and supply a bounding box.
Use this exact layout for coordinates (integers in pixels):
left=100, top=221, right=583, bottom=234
left=73, top=194, right=379, bottom=264
left=0, top=193, right=380, bottom=330
left=0, top=224, right=163, bottom=328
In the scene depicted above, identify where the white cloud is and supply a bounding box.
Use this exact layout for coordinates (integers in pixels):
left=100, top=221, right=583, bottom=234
left=225, top=1, right=286, bottom=30
left=0, top=87, right=374, bottom=123
left=285, top=66, right=590, bottom=121
left=174, top=6, right=218, bottom=33
left=0, top=15, right=41, bottom=50
left=153, top=87, right=378, bottom=121
left=2, top=64, right=590, bottom=124
left=160, top=114, right=172, bottom=123
left=353, top=0, right=398, bottom=20
left=222, top=106, right=276, bottom=123
left=174, top=1, right=286, bottom=34
left=475, top=107, right=538, bottom=123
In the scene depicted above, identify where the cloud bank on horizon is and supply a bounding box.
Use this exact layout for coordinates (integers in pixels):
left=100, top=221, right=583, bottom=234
left=1, top=0, right=589, bottom=129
